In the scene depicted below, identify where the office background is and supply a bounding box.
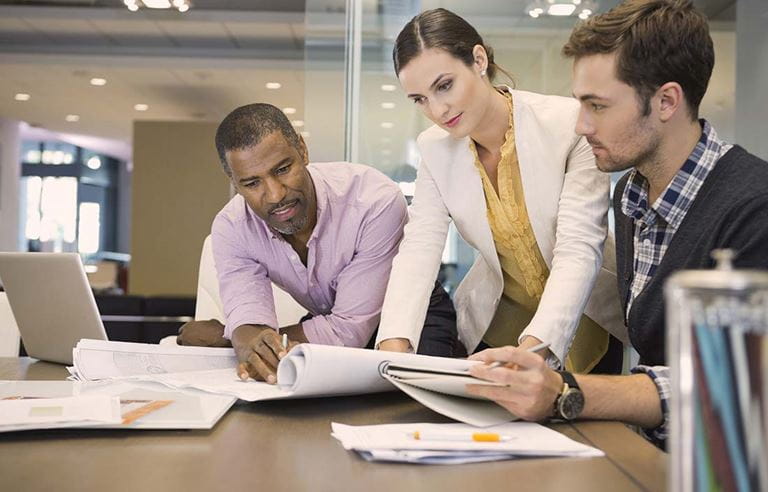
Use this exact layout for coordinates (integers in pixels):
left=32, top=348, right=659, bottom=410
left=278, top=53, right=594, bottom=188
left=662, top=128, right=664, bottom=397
left=0, top=0, right=764, bottom=299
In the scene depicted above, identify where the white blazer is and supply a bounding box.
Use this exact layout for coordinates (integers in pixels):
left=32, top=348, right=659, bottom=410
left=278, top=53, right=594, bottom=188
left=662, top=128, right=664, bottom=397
left=376, top=89, right=627, bottom=364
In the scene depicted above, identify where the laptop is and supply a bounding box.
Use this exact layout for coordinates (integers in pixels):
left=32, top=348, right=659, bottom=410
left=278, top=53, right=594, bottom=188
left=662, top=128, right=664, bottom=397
left=0, top=253, right=108, bottom=365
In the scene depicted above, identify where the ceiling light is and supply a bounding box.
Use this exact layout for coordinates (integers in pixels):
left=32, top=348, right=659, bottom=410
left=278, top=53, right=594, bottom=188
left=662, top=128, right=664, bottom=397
left=265, top=82, right=281, bottom=90
left=381, top=122, right=394, bottom=129
left=14, top=93, right=30, bottom=101
left=381, top=84, right=397, bottom=92
left=124, top=0, right=192, bottom=12
left=142, top=0, right=171, bottom=8
left=283, top=107, right=297, bottom=115
left=548, top=3, right=577, bottom=15
left=526, top=0, right=596, bottom=19
left=65, top=114, right=80, bottom=122
left=291, top=120, right=305, bottom=128
left=86, top=156, right=102, bottom=170
left=134, top=103, right=149, bottom=111
left=381, top=102, right=395, bottom=109
left=90, top=78, right=107, bottom=86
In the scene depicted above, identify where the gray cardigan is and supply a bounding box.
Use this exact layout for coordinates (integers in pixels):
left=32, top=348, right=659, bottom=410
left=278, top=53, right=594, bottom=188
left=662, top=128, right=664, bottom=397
left=614, top=145, right=768, bottom=366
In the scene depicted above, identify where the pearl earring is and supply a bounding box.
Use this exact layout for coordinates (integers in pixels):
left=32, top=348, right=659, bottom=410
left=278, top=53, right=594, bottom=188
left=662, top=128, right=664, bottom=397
left=480, top=69, right=487, bottom=77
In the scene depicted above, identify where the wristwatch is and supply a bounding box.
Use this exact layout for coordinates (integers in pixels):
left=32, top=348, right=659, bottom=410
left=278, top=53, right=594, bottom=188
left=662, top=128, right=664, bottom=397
left=553, top=371, right=585, bottom=420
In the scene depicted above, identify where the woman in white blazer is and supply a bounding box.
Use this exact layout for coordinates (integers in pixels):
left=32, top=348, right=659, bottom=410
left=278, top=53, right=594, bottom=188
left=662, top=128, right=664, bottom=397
left=376, top=8, right=626, bottom=373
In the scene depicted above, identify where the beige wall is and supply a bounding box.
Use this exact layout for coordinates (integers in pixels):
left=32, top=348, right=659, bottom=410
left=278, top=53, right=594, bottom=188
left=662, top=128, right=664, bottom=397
left=130, top=121, right=230, bottom=297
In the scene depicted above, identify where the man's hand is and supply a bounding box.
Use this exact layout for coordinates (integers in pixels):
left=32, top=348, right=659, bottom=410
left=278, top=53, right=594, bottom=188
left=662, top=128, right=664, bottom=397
left=232, top=325, right=300, bottom=384
left=466, top=346, right=563, bottom=421
left=177, top=319, right=231, bottom=347
left=377, top=338, right=412, bottom=353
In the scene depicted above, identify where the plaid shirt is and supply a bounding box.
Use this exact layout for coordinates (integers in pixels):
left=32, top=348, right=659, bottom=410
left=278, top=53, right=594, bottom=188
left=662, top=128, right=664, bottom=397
left=621, top=120, right=731, bottom=447
left=621, top=119, right=732, bottom=315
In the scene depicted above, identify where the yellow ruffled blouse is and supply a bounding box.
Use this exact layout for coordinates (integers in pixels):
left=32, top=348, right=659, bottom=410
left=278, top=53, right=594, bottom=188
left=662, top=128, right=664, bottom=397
left=471, top=91, right=609, bottom=373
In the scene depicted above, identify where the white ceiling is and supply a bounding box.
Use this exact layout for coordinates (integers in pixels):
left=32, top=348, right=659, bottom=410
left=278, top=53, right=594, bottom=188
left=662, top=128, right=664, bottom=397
left=0, top=0, right=737, bottom=165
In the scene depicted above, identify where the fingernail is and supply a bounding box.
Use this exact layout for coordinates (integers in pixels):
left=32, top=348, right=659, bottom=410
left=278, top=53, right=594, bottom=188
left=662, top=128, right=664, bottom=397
left=278, top=351, right=286, bottom=358
left=239, top=372, right=248, bottom=381
left=267, top=375, right=276, bottom=384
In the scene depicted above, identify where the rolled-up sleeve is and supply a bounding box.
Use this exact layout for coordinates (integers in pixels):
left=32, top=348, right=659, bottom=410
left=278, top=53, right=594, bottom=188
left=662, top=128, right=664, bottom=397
left=631, top=365, right=670, bottom=447
left=211, top=213, right=278, bottom=339
left=302, top=191, right=407, bottom=347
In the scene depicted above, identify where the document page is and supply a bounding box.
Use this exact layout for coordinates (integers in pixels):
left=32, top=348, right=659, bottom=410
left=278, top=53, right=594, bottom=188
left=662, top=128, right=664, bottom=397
left=0, top=393, right=121, bottom=432
left=331, top=421, right=604, bottom=457
left=72, top=339, right=238, bottom=381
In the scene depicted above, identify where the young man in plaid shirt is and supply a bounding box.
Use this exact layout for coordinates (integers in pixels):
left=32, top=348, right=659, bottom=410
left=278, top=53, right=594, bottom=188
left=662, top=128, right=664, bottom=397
left=465, top=0, right=768, bottom=448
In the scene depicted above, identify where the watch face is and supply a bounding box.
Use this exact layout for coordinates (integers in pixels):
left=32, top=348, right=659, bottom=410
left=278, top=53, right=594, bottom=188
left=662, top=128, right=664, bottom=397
left=559, top=389, right=585, bottom=420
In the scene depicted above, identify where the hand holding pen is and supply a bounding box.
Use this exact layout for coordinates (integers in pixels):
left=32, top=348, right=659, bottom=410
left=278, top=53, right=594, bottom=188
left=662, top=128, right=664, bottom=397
left=464, top=341, right=563, bottom=421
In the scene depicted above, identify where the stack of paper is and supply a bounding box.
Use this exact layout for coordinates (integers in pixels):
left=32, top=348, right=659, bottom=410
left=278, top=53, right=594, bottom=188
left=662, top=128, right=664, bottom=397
left=0, top=380, right=236, bottom=432
left=70, top=339, right=238, bottom=381
left=0, top=394, right=121, bottom=432
left=331, top=422, right=604, bottom=464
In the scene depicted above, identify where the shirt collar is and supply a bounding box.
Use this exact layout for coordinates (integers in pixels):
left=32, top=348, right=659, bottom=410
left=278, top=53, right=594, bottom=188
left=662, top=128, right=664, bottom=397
left=620, top=119, right=725, bottom=229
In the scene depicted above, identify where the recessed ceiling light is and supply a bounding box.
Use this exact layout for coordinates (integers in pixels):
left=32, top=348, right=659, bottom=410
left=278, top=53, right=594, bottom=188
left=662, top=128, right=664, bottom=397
left=65, top=114, right=80, bottom=122
left=548, top=3, right=577, bottom=16
left=134, top=103, right=149, bottom=111
left=291, top=120, right=305, bottom=128
left=381, top=102, right=395, bottom=109
left=142, top=0, right=171, bottom=8
left=380, top=84, right=397, bottom=92
left=86, top=156, right=102, bottom=170
left=177, top=4, right=189, bottom=12
left=14, top=93, right=30, bottom=101
left=265, top=82, right=282, bottom=90
left=127, top=3, right=139, bottom=11
left=381, top=122, right=394, bottom=129
left=90, top=78, right=107, bottom=86
left=283, top=107, right=297, bottom=115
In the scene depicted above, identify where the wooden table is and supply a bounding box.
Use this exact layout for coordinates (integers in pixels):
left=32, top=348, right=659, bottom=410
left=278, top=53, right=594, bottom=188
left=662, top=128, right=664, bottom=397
left=0, top=358, right=667, bottom=492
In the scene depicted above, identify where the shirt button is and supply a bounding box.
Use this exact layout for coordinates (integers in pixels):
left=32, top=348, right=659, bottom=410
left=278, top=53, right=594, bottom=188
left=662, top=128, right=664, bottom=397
left=643, top=239, right=651, bottom=246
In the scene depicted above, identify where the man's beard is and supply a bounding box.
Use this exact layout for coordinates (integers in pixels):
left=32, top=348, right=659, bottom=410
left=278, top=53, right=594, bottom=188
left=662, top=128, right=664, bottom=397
left=271, top=214, right=308, bottom=235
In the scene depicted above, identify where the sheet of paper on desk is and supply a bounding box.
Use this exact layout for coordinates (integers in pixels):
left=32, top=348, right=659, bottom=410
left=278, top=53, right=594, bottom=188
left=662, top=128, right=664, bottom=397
left=0, top=379, right=236, bottom=431
left=70, top=339, right=238, bottom=381
left=0, top=393, right=121, bottom=432
left=331, top=422, right=604, bottom=464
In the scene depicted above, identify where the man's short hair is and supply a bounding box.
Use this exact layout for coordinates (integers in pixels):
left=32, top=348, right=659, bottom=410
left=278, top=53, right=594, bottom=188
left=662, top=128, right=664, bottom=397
left=215, top=103, right=301, bottom=176
left=562, top=0, right=714, bottom=119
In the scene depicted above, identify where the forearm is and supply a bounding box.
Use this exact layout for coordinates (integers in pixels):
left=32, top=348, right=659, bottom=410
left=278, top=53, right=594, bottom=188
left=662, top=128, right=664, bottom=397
left=576, top=373, right=663, bottom=428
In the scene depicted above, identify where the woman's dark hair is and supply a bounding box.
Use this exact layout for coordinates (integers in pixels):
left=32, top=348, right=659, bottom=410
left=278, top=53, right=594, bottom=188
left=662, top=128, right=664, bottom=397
left=393, top=8, right=511, bottom=82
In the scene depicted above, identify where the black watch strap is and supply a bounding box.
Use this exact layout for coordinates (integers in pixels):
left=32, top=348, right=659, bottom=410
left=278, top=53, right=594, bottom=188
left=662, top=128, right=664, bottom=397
left=557, top=370, right=580, bottom=391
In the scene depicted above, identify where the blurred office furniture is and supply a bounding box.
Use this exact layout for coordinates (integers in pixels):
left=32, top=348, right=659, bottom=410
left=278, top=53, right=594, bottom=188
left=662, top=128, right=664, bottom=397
left=85, top=260, right=120, bottom=292
left=0, top=292, right=21, bottom=357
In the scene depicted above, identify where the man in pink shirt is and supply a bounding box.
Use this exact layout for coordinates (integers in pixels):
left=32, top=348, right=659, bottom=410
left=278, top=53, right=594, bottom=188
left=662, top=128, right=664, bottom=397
left=180, top=103, right=462, bottom=382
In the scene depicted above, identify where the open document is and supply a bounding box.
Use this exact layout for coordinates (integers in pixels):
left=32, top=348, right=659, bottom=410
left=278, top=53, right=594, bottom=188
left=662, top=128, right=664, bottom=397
left=78, top=341, right=519, bottom=426
left=331, top=422, right=604, bottom=464
left=70, top=339, right=238, bottom=380
left=0, top=380, right=236, bottom=432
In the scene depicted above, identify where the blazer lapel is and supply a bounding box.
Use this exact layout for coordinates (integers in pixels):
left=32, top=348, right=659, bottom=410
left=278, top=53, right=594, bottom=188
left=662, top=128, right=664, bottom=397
left=511, top=89, right=559, bottom=265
